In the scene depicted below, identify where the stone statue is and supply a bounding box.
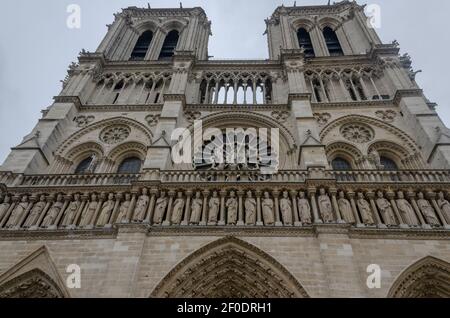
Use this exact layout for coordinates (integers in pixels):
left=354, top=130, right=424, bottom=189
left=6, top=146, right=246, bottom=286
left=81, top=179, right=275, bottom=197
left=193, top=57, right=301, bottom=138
left=41, top=195, right=64, bottom=228
left=0, top=196, right=11, bottom=223
left=80, top=194, right=98, bottom=227
left=262, top=192, right=275, bottom=225
left=368, top=149, right=381, bottom=168
left=338, top=191, right=355, bottom=224
left=396, top=191, right=419, bottom=226
left=208, top=191, right=220, bottom=224
left=318, top=188, right=334, bottom=223
left=97, top=193, right=115, bottom=226
left=62, top=194, right=81, bottom=227
left=133, top=188, right=149, bottom=223
left=297, top=192, right=311, bottom=224
left=116, top=194, right=131, bottom=224
left=357, top=193, right=375, bottom=225
left=153, top=192, right=168, bottom=225
left=416, top=192, right=440, bottom=226
left=190, top=192, right=203, bottom=225
left=375, top=191, right=396, bottom=226
left=171, top=192, right=185, bottom=225
left=279, top=191, right=293, bottom=226
left=226, top=191, right=238, bottom=225
left=244, top=191, right=256, bottom=225
left=6, top=196, right=29, bottom=228
left=437, top=192, right=450, bottom=224
left=24, top=195, right=46, bottom=228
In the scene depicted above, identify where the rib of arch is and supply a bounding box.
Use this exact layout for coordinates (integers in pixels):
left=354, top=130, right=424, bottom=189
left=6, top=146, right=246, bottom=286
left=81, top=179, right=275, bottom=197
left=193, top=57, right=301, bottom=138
left=388, top=256, right=450, bottom=298
left=0, top=246, right=70, bottom=298
left=150, top=236, right=309, bottom=298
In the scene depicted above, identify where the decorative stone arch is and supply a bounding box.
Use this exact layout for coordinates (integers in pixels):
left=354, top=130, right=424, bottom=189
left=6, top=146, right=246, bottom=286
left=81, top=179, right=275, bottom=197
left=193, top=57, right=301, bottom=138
left=56, top=117, right=153, bottom=157
left=150, top=236, right=309, bottom=298
left=133, top=19, right=159, bottom=34
left=159, top=18, right=189, bottom=34
left=0, top=246, right=70, bottom=298
left=291, top=17, right=315, bottom=32
left=179, top=111, right=298, bottom=170
left=388, top=256, right=450, bottom=298
left=326, top=142, right=363, bottom=169
left=66, top=141, right=105, bottom=167
left=105, top=141, right=148, bottom=173
left=317, top=16, right=342, bottom=31
left=320, top=115, right=421, bottom=158
left=367, top=140, right=411, bottom=169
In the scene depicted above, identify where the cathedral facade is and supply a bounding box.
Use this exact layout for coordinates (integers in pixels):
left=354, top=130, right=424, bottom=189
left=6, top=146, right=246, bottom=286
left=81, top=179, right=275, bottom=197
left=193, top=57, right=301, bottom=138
left=0, top=1, right=450, bottom=298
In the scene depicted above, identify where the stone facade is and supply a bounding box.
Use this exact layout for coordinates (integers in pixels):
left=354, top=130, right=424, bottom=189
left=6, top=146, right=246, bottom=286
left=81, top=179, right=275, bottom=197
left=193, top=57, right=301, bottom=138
left=0, top=1, right=450, bottom=298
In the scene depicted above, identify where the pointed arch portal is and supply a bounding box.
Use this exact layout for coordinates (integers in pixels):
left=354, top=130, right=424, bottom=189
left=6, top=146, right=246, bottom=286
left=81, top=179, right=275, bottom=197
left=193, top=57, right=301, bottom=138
left=388, top=256, right=450, bottom=298
left=150, top=237, right=309, bottom=298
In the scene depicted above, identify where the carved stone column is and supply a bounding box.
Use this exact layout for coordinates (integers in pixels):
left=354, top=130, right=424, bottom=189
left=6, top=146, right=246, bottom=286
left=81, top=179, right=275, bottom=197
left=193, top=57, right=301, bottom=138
left=330, top=188, right=344, bottom=224
left=237, top=191, right=245, bottom=226
left=16, top=196, right=36, bottom=229
left=49, top=196, right=70, bottom=230
left=162, top=191, right=176, bottom=226
left=200, top=190, right=210, bottom=226
left=145, top=189, right=158, bottom=225
left=218, top=190, right=227, bottom=226
left=0, top=196, right=18, bottom=228
left=367, top=191, right=386, bottom=229
left=273, top=190, right=283, bottom=227
left=347, top=192, right=363, bottom=227
left=34, top=195, right=54, bottom=229
left=386, top=191, right=408, bottom=228
left=87, top=193, right=104, bottom=229
left=308, top=188, right=322, bottom=224
left=255, top=190, right=263, bottom=226
left=407, top=191, right=429, bottom=229
left=125, top=192, right=138, bottom=223
left=181, top=190, right=193, bottom=226
left=428, top=191, right=450, bottom=229
left=109, top=193, right=123, bottom=226
left=290, top=190, right=301, bottom=227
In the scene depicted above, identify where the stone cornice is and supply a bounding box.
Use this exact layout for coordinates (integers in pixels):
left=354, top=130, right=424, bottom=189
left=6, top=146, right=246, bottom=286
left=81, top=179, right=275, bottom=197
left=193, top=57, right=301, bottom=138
left=1, top=224, right=449, bottom=240
left=392, top=88, right=424, bottom=105
left=80, top=104, right=163, bottom=112
left=272, top=1, right=357, bottom=18
left=184, top=104, right=290, bottom=112
left=52, top=96, right=82, bottom=110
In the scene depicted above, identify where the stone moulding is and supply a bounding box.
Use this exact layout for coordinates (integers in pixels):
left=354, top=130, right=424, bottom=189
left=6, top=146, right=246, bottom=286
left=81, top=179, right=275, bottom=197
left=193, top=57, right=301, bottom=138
left=1, top=224, right=450, bottom=241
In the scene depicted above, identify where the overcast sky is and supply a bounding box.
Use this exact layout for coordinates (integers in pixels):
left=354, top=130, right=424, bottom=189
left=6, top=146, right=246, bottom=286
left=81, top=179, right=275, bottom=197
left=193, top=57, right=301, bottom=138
left=0, top=0, right=449, bottom=164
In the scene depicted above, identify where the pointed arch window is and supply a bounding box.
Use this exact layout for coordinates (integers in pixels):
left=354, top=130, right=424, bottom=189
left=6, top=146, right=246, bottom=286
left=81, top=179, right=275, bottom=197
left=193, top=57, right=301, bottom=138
left=331, top=157, right=352, bottom=171
left=380, top=156, right=398, bottom=171
left=75, top=156, right=94, bottom=174
left=297, top=28, right=315, bottom=57
left=130, top=30, right=153, bottom=61
left=117, top=157, right=142, bottom=174
left=159, top=30, right=179, bottom=60
left=323, top=26, right=343, bottom=56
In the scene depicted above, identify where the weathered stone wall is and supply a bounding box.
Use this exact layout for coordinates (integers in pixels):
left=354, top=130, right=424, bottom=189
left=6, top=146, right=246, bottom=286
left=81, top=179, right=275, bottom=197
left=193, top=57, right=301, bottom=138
left=0, top=229, right=448, bottom=298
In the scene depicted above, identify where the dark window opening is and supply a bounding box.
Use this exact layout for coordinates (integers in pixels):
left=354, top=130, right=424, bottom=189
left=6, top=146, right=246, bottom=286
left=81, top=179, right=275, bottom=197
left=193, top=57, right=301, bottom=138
left=130, top=31, right=153, bottom=61
left=297, top=28, right=315, bottom=57
left=159, top=30, right=179, bottom=60
left=118, top=157, right=142, bottom=174
left=332, top=157, right=352, bottom=171
left=380, top=157, right=398, bottom=171
left=75, top=157, right=93, bottom=174
left=323, top=26, right=343, bottom=56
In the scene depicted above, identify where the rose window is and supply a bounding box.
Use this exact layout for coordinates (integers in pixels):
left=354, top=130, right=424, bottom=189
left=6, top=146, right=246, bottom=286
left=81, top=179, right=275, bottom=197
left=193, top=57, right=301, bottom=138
left=340, top=124, right=374, bottom=144
left=100, top=125, right=131, bottom=144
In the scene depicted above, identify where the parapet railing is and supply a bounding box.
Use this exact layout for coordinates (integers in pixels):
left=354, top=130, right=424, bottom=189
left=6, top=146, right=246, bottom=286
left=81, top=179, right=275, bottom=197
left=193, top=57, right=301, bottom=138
left=1, top=170, right=450, bottom=188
